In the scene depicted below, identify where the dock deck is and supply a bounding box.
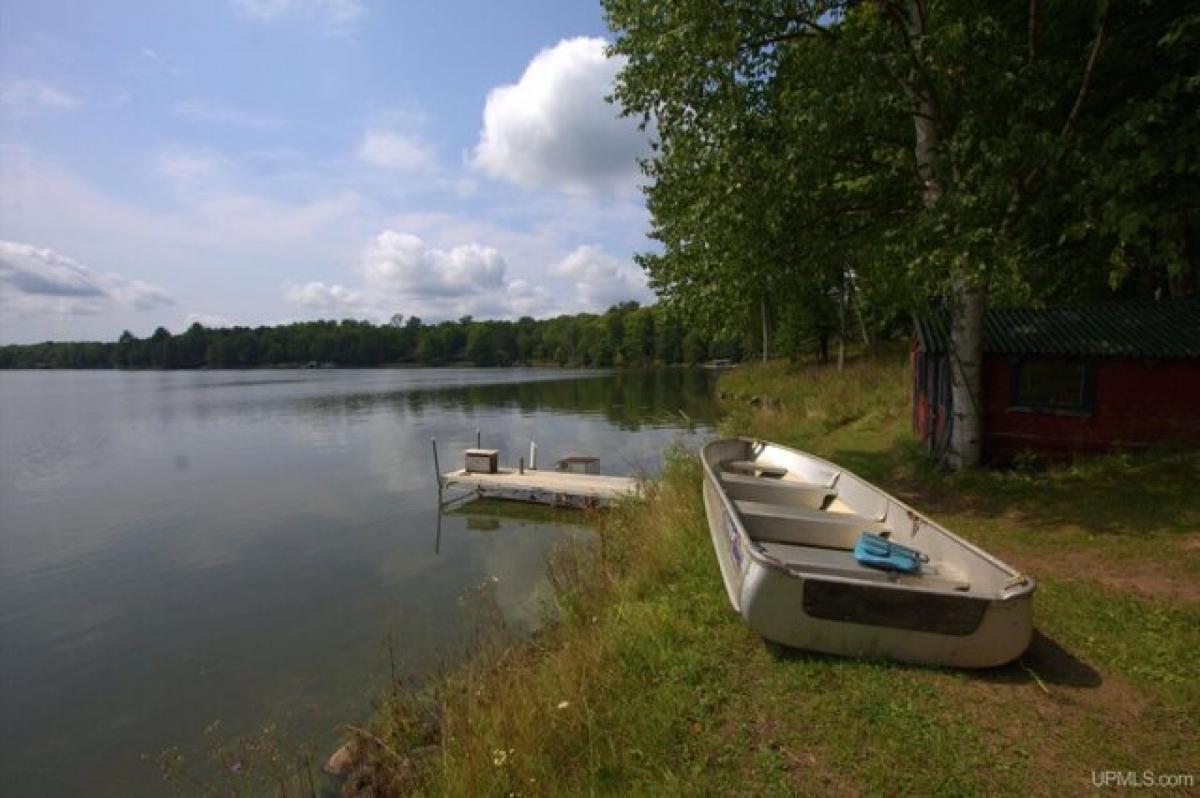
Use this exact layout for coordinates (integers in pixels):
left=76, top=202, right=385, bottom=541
left=441, top=467, right=641, bottom=507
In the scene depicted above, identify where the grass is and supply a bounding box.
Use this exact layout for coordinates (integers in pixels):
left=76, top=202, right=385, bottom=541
left=345, top=347, right=1199, bottom=796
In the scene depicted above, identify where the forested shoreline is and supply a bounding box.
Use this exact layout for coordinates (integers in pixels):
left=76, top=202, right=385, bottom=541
left=0, top=302, right=754, bottom=369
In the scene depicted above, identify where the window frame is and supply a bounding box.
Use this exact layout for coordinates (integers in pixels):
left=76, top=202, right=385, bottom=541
left=1008, top=357, right=1096, bottom=416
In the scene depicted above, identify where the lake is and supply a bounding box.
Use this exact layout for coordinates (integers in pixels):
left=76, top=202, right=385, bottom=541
left=0, top=367, right=719, bottom=796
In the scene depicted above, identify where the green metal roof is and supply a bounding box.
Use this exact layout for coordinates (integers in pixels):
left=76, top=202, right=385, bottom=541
left=914, top=300, right=1200, bottom=359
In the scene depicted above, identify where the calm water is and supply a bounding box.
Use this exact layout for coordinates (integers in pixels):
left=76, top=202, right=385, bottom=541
left=0, top=368, right=718, bottom=796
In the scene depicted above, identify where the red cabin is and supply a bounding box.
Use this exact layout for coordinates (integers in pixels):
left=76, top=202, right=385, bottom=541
left=912, top=301, right=1200, bottom=462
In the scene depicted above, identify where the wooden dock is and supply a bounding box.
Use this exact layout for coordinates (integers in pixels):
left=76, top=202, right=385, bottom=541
left=441, top=467, right=642, bottom=508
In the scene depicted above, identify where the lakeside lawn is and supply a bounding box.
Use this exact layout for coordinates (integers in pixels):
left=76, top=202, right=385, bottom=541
left=351, top=349, right=1199, bottom=796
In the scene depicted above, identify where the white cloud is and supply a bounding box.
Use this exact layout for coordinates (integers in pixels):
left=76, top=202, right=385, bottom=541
left=472, top=37, right=649, bottom=194
left=283, top=280, right=366, bottom=312
left=552, top=245, right=652, bottom=309
left=0, top=240, right=174, bottom=317
left=185, top=312, right=234, bottom=328
left=362, top=231, right=506, bottom=299
left=498, top=278, right=551, bottom=318
left=173, top=99, right=283, bottom=128
left=357, top=130, right=434, bottom=171
left=280, top=231, right=569, bottom=322
left=230, top=0, right=364, bottom=30
left=0, top=78, right=80, bottom=116
left=108, top=279, right=175, bottom=310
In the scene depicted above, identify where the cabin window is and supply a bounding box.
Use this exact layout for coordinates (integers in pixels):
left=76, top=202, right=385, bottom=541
left=1011, top=360, right=1093, bottom=412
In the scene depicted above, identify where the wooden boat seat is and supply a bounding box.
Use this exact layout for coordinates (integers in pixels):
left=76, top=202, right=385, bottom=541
left=723, top=460, right=789, bottom=478
left=755, top=542, right=972, bottom=592
left=734, top=500, right=886, bottom=549
left=719, top=472, right=834, bottom=509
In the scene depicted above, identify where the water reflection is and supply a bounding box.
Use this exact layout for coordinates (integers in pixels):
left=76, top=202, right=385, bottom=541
left=0, top=368, right=717, bottom=797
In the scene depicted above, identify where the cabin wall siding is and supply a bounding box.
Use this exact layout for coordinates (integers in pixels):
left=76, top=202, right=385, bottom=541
left=911, top=339, right=1200, bottom=460
left=911, top=339, right=951, bottom=452
left=983, top=358, right=1200, bottom=460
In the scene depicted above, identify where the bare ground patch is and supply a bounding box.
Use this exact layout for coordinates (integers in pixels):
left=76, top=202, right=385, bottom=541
left=940, top=648, right=1177, bottom=796
left=992, top=543, right=1200, bottom=604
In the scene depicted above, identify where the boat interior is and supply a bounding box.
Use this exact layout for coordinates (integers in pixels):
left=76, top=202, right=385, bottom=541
left=713, top=451, right=978, bottom=594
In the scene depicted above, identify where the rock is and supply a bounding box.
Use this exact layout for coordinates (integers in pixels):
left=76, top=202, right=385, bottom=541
left=324, top=739, right=362, bottom=777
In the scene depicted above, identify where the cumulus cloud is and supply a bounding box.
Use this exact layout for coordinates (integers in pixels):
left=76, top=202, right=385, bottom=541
left=282, top=231, right=569, bottom=321
left=362, top=231, right=506, bottom=298
left=357, top=130, right=434, bottom=171
left=283, top=280, right=366, bottom=312
left=552, top=245, right=653, bottom=309
left=0, top=240, right=174, bottom=316
left=0, top=78, right=80, bottom=116
left=472, top=37, right=649, bottom=194
left=230, top=0, right=363, bottom=30
left=498, top=278, right=551, bottom=317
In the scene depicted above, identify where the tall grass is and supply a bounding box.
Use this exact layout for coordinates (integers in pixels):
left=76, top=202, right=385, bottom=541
left=356, top=452, right=722, bottom=796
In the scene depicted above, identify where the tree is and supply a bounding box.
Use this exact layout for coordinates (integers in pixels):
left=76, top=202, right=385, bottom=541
left=466, top=323, right=499, bottom=366
left=2, top=303, right=737, bottom=370
left=605, top=0, right=1195, bottom=468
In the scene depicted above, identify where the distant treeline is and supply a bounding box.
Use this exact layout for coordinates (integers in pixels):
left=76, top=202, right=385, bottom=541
left=0, top=302, right=749, bottom=369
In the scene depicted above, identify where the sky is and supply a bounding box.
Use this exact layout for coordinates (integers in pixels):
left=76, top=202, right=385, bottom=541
left=0, top=0, right=657, bottom=344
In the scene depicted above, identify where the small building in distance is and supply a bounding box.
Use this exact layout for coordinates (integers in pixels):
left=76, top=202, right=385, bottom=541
left=912, top=301, right=1200, bottom=461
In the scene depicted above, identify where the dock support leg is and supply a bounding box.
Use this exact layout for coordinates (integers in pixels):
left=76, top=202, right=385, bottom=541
left=431, top=438, right=443, bottom=500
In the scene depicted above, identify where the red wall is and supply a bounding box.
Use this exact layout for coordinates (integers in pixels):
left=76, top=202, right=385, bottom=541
left=911, top=341, right=948, bottom=450
left=983, top=357, right=1200, bottom=460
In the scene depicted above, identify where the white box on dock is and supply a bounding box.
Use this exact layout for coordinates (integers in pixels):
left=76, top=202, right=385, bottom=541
left=465, top=448, right=499, bottom=474
left=557, top=455, right=599, bottom=474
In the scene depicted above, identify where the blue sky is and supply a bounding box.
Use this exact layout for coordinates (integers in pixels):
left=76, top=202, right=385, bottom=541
left=0, top=0, right=656, bottom=343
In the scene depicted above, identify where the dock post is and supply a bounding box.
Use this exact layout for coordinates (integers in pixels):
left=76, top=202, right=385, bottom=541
left=476, top=428, right=481, bottom=448
left=431, top=438, right=443, bottom=497
left=530, top=441, right=537, bottom=470
left=519, top=456, right=525, bottom=475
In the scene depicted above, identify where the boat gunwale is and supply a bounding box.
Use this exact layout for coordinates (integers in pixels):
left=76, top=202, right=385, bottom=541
left=701, top=437, right=1037, bottom=602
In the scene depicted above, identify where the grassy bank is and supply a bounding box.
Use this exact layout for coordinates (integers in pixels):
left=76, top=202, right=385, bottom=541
left=352, top=350, right=1198, bottom=796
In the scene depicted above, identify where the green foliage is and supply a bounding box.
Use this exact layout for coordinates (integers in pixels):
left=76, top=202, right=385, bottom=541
left=0, top=303, right=734, bottom=370
left=604, top=0, right=1199, bottom=359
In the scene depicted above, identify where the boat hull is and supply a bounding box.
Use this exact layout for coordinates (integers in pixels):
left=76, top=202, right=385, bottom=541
left=702, top=439, right=1034, bottom=668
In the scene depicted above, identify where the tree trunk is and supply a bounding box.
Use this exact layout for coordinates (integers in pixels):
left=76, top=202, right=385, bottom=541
left=946, top=277, right=985, bottom=469
left=848, top=272, right=872, bottom=351
left=901, top=0, right=985, bottom=469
